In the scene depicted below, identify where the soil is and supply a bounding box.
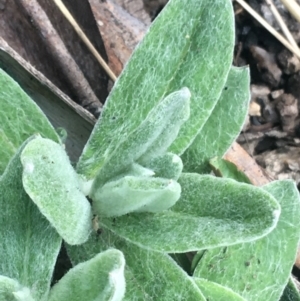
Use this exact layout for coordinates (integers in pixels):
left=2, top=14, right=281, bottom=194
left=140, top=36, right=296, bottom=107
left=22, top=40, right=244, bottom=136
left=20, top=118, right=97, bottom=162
left=233, top=0, right=300, bottom=190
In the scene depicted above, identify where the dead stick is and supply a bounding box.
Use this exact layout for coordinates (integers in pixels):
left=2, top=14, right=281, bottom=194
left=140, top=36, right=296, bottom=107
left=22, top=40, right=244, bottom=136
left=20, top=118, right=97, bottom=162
left=265, top=0, right=300, bottom=52
left=279, top=0, right=300, bottom=24
left=235, top=0, right=300, bottom=59
left=16, top=0, right=101, bottom=109
left=53, top=0, right=117, bottom=82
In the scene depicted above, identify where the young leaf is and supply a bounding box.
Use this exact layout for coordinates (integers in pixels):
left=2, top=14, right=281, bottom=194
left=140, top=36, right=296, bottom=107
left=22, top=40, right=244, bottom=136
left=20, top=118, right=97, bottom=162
left=121, top=243, right=205, bottom=301
left=48, top=249, right=125, bottom=301
left=117, top=163, right=155, bottom=178
left=142, top=152, right=183, bottom=180
left=137, top=88, right=191, bottom=165
left=0, top=68, right=59, bottom=175
left=209, top=157, right=252, bottom=184
left=194, top=278, right=247, bottom=301
left=90, top=87, right=190, bottom=188
left=66, top=232, right=206, bottom=301
left=97, top=173, right=280, bottom=252
left=21, top=136, right=92, bottom=245
left=92, top=176, right=181, bottom=217
left=193, top=180, right=300, bottom=301
left=77, top=0, right=234, bottom=180
left=0, top=140, right=62, bottom=301
left=0, top=276, right=35, bottom=301
left=181, top=66, right=250, bottom=173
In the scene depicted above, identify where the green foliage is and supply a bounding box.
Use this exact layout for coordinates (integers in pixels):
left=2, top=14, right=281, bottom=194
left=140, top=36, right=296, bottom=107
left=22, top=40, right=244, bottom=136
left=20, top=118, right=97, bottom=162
left=21, top=136, right=92, bottom=245
left=48, top=249, right=125, bottom=301
left=0, top=139, right=62, bottom=301
left=77, top=0, right=235, bottom=180
left=118, top=242, right=205, bottom=301
left=182, top=66, right=250, bottom=173
left=0, top=275, right=35, bottom=301
left=89, top=87, right=190, bottom=190
left=0, top=69, right=59, bottom=175
left=209, top=157, right=252, bottom=184
left=66, top=232, right=206, bottom=301
left=93, top=175, right=181, bottom=217
left=96, top=174, right=280, bottom=252
left=0, top=0, right=299, bottom=300
left=194, top=278, right=247, bottom=301
left=193, top=180, right=300, bottom=301
left=280, top=278, right=300, bottom=301
left=143, top=152, right=183, bottom=180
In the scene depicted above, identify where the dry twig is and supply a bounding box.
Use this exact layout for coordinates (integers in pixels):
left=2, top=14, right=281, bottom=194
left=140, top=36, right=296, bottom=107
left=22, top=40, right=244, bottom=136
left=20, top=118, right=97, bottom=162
left=279, top=0, right=300, bottom=23
left=17, top=0, right=101, bottom=110
left=53, top=0, right=117, bottom=82
left=265, top=0, right=300, bottom=52
left=235, top=0, right=300, bottom=59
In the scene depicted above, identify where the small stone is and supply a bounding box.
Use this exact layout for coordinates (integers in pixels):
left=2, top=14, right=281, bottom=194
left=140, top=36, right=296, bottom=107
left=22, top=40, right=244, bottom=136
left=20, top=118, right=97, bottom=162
left=277, top=48, right=300, bottom=74
left=270, top=89, right=284, bottom=99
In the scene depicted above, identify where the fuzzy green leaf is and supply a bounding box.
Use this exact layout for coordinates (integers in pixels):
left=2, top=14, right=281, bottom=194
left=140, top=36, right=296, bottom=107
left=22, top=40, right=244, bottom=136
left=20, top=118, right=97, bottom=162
left=93, top=176, right=181, bottom=217
left=0, top=140, right=61, bottom=301
left=89, top=88, right=190, bottom=189
left=209, top=157, right=252, bottom=184
left=193, top=180, right=300, bottom=301
left=114, top=163, right=155, bottom=179
left=182, top=66, right=250, bottom=173
left=97, top=173, right=280, bottom=252
left=142, top=152, right=183, bottom=180
left=137, top=88, right=190, bottom=165
left=0, top=276, right=35, bottom=301
left=21, top=136, right=92, bottom=245
left=0, top=68, right=59, bottom=175
left=280, top=278, right=300, bottom=301
left=77, top=0, right=234, bottom=180
left=121, top=243, right=205, bottom=301
left=48, top=249, right=125, bottom=301
left=66, top=232, right=205, bottom=301
left=194, top=278, right=247, bottom=301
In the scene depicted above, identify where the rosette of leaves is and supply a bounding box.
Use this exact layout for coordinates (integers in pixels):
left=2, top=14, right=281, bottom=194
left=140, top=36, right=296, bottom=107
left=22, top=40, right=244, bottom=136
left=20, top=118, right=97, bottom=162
left=70, top=0, right=280, bottom=253
left=1, top=0, right=299, bottom=300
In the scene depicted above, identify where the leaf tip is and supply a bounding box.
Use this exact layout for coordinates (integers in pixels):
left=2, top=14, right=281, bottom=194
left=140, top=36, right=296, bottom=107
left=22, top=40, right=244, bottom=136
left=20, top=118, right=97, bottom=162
left=181, top=86, right=191, bottom=99
left=23, top=161, right=35, bottom=174
left=272, top=208, right=281, bottom=224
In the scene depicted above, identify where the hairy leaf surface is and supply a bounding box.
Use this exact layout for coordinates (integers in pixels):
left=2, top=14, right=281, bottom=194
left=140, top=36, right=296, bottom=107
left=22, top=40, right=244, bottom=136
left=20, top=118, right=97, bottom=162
left=193, top=180, right=300, bottom=301
left=48, top=249, right=125, bottom=301
left=209, top=157, right=252, bottom=184
left=90, top=88, right=190, bottom=189
left=182, top=66, right=250, bottom=173
left=66, top=232, right=205, bottom=301
left=0, top=68, right=59, bottom=175
left=93, top=176, right=181, bottom=217
left=21, top=137, right=92, bottom=245
left=77, top=0, right=234, bottom=179
left=0, top=140, right=61, bottom=301
left=194, top=278, right=247, bottom=301
left=280, top=278, right=300, bottom=301
left=143, top=152, right=183, bottom=180
left=96, top=174, right=280, bottom=252
left=0, top=276, right=36, bottom=301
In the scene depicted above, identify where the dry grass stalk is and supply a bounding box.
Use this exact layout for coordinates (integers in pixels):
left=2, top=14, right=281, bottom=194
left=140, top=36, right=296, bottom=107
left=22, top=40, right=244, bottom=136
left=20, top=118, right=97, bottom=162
left=53, top=0, right=117, bottom=82
left=279, top=0, right=300, bottom=23
left=265, top=0, right=300, bottom=52
left=235, top=0, right=300, bottom=59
